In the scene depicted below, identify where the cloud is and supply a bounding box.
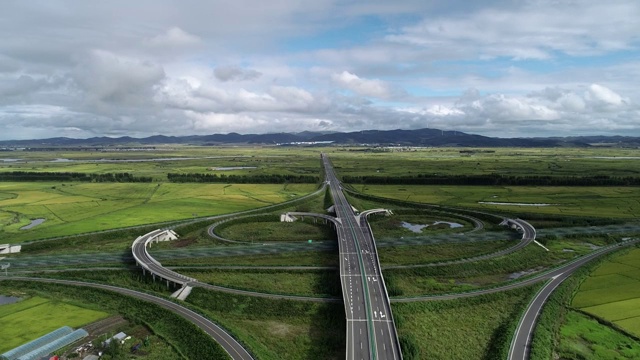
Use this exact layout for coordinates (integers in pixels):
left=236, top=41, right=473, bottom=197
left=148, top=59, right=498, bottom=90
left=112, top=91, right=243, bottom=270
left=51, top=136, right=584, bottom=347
left=73, top=50, right=165, bottom=107
left=149, top=27, right=201, bottom=48
left=214, top=65, right=262, bottom=82
left=331, top=71, right=392, bottom=98
left=385, top=1, right=640, bottom=60
left=0, top=1, right=639, bottom=140
left=587, top=84, right=625, bottom=106
left=0, top=75, right=47, bottom=98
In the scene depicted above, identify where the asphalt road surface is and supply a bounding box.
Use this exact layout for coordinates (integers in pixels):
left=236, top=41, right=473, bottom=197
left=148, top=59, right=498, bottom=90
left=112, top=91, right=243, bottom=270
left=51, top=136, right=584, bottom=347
left=131, top=229, right=197, bottom=286
left=323, top=154, right=402, bottom=360
left=0, top=276, right=254, bottom=360
left=508, top=239, right=640, bottom=360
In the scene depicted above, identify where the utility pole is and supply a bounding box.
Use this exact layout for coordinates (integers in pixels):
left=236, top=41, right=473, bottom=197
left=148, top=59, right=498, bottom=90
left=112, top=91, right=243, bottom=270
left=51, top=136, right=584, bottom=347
left=1, top=263, right=9, bottom=276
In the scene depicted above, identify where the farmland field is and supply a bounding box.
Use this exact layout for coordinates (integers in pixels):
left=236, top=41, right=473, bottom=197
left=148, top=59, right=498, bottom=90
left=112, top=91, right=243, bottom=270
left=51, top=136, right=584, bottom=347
left=0, top=182, right=315, bottom=243
left=0, top=296, right=109, bottom=353
left=358, top=185, right=640, bottom=218
left=572, top=248, right=640, bottom=337
left=0, top=147, right=323, bottom=180
left=556, top=311, right=640, bottom=360
left=327, top=147, right=640, bottom=178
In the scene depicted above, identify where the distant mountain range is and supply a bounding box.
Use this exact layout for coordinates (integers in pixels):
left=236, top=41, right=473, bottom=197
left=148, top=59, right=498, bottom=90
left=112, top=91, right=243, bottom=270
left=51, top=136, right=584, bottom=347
left=1, top=128, right=639, bottom=148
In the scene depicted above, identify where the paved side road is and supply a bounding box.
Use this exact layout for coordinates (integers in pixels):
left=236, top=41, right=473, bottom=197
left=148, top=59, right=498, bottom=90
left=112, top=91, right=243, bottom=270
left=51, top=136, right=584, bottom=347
left=0, top=277, right=254, bottom=360
left=508, top=239, right=640, bottom=360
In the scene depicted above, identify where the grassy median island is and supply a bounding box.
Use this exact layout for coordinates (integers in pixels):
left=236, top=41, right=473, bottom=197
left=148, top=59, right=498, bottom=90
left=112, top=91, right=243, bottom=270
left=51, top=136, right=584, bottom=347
left=181, top=268, right=341, bottom=297
left=393, top=285, right=540, bottom=359
left=186, top=287, right=344, bottom=360
left=367, top=211, right=472, bottom=238
left=378, top=240, right=513, bottom=266
left=383, top=237, right=604, bottom=296
left=159, top=250, right=339, bottom=267
left=215, top=216, right=337, bottom=243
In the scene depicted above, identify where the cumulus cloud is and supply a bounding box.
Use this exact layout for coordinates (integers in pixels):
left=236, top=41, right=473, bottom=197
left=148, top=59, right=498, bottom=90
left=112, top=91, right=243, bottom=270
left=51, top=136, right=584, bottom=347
left=587, top=84, right=626, bottom=107
left=214, top=65, right=262, bottom=82
left=0, top=1, right=638, bottom=140
left=331, top=71, right=392, bottom=98
left=156, top=75, right=329, bottom=117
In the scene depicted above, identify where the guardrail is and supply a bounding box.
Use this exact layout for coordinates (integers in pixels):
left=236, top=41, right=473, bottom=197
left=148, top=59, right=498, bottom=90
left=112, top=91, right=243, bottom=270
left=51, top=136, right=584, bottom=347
left=131, top=229, right=197, bottom=286
left=361, top=212, right=404, bottom=359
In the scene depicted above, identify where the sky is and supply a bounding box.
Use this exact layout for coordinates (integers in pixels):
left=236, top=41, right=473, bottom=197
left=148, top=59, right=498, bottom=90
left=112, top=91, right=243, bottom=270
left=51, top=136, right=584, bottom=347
left=0, top=0, right=639, bottom=140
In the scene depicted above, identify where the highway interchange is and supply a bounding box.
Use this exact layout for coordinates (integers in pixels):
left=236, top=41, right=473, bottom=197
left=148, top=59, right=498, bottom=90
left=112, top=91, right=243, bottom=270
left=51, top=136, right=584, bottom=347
left=323, top=154, right=402, bottom=360
left=3, top=154, right=639, bottom=360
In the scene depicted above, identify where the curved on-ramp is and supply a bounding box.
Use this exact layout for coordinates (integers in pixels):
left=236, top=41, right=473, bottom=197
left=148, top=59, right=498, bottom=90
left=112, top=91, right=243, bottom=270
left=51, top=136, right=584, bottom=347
left=132, top=229, right=340, bottom=303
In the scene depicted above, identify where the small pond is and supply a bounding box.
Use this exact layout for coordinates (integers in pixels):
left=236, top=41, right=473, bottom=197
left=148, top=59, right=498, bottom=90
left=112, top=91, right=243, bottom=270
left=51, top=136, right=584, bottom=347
left=401, top=220, right=464, bottom=233
left=20, top=218, right=46, bottom=230
left=478, top=202, right=557, bottom=206
left=0, top=295, right=21, bottom=305
left=211, top=166, right=257, bottom=170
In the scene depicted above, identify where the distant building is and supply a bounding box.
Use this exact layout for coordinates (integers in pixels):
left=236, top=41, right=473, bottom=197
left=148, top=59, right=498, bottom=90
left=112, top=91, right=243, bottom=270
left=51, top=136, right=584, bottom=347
left=102, top=332, right=127, bottom=347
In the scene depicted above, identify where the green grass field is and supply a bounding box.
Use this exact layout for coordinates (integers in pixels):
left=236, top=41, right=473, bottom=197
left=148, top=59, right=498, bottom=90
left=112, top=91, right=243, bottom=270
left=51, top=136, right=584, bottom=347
left=0, top=296, right=109, bottom=353
left=384, top=237, right=599, bottom=296
left=358, top=185, right=640, bottom=218
left=556, top=310, right=640, bottom=360
left=368, top=212, right=472, bottom=239
left=159, top=250, right=339, bottom=267
left=328, top=147, right=640, bottom=178
left=0, top=182, right=315, bottom=243
left=572, top=248, right=640, bottom=337
left=217, top=219, right=337, bottom=243
left=378, top=240, right=513, bottom=266
left=0, top=147, right=323, bottom=180
left=392, top=286, right=538, bottom=359
left=181, top=268, right=341, bottom=297
left=186, top=288, right=345, bottom=360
